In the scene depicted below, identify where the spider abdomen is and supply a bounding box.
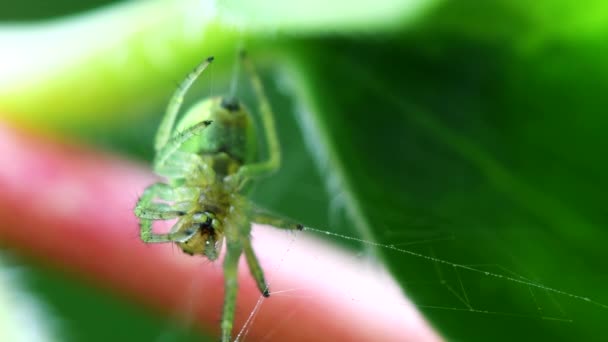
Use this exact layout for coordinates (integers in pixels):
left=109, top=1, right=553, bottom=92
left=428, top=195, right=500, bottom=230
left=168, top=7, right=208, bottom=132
left=175, top=96, right=257, bottom=177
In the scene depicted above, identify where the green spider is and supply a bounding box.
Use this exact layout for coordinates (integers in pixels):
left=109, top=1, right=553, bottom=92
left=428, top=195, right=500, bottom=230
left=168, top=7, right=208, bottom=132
left=134, top=53, right=303, bottom=342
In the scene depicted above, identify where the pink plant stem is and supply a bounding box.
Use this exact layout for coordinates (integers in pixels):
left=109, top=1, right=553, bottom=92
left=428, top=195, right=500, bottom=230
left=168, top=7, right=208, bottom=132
left=0, top=121, right=442, bottom=342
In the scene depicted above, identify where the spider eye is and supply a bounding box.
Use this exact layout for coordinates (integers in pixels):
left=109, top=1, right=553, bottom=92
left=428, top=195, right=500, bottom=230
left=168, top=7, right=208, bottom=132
left=220, top=97, right=240, bottom=112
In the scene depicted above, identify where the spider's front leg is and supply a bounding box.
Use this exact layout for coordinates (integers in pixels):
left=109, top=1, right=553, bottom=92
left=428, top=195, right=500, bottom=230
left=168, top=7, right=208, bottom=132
left=155, top=56, right=214, bottom=151
left=135, top=183, right=195, bottom=243
left=154, top=119, right=213, bottom=173
left=154, top=151, right=216, bottom=183
left=152, top=109, right=216, bottom=182
left=135, top=183, right=185, bottom=220
left=152, top=55, right=215, bottom=179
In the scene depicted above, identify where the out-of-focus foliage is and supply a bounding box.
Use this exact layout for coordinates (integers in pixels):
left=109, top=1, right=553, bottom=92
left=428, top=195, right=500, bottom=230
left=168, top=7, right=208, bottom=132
left=0, top=256, right=58, bottom=342
left=1, top=0, right=607, bottom=341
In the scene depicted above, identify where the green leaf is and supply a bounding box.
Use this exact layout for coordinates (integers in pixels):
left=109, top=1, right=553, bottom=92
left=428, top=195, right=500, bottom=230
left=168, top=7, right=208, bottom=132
left=280, top=26, right=608, bottom=342
left=3, top=0, right=608, bottom=341
left=0, top=0, right=437, bottom=134
left=218, top=0, right=439, bottom=34
left=0, top=0, right=239, bottom=131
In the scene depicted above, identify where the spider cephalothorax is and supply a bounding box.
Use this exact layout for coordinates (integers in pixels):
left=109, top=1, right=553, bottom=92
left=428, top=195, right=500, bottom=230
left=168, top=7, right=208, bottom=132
left=134, top=54, right=302, bottom=342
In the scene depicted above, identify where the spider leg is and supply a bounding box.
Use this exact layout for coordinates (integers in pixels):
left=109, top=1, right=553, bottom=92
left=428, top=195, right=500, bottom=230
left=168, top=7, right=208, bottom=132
left=135, top=182, right=199, bottom=219
left=243, top=238, right=270, bottom=297
left=154, top=150, right=216, bottom=183
left=135, top=203, right=184, bottom=220
left=221, top=242, right=243, bottom=342
left=155, top=56, right=214, bottom=151
left=230, top=52, right=280, bottom=188
left=135, top=183, right=196, bottom=243
left=134, top=183, right=181, bottom=218
left=154, top=120, right=213, bottom=173
left=251, top=206, right=305, bottom=231
left=139, top=218, right=197, bottom=244
left=243, top=206, right=303, bottom=298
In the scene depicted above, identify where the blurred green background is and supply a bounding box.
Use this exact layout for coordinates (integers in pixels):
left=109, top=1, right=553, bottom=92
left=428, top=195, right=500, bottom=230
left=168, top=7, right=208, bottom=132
left=1, top=0, right=607, bottom=341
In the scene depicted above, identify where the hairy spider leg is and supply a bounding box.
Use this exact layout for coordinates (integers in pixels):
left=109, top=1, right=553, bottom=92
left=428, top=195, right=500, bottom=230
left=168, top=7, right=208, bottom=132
left=135, top=183, right=197, bottom=243
left=219, top=206, right=305, bottom=342
left=251, top=206, right=306, bottom=231
left=137, top=57, right=217, bottom=245
left=230, top=52, right=281, bottom=189
left=134, top=183, right=184, bottom=220
left=243, top=238, right=270, bottom=297
left=246, top=206, right=304, bottom=297
left=154, top=151, right=216, bottom=182
left=221, top=242, right=242, bottom=342
left=154, top=120, right=213, bottom=172
left=136, top=120, right=216, bottom=244
left=155, top=56, right=215, bottom=152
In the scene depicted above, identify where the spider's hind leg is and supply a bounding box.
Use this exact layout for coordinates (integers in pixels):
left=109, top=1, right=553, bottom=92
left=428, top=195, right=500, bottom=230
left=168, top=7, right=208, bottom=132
left=230, top=52, right=281, bottom=187
left=243, top=238, right=270, bottom=297
left=221, top=242, right=243, bottom=342
left=244, top=206, right=304, bottom=298
left=251, top=206, right=305, bottom=231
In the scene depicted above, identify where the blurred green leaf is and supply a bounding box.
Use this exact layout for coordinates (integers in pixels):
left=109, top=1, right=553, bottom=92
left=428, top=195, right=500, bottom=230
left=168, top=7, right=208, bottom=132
left=0, top=0, right=437, bottom=134
left=2, top=0, right=608, bottom=341
left=281, top=15, right=608, bottom=342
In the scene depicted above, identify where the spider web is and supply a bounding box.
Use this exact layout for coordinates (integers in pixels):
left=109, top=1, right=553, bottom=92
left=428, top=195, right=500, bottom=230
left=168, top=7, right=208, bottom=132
left=231, top=221, right=605, bottom=342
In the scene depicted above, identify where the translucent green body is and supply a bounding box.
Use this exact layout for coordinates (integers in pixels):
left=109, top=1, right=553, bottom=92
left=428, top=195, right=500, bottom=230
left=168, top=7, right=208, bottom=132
left=176, top=97, right=258, bottom=176
left=170, top=97, right=257, bottom=259
left=134, top=55, right=302, bottom=342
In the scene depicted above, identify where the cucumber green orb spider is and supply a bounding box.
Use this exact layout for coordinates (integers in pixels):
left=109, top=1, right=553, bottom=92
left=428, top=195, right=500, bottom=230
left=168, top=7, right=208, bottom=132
left=134, top=52, right=303, bottom=342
